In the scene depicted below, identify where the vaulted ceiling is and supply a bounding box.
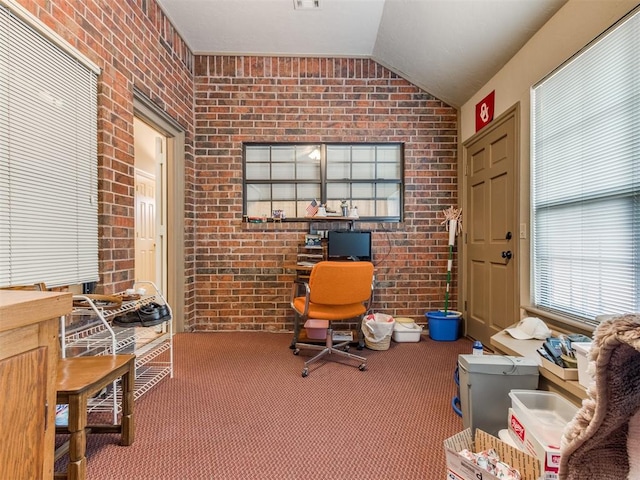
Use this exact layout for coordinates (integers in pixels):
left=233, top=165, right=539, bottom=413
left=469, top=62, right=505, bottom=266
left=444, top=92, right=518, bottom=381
left=157, top=0, right=567, bottom=107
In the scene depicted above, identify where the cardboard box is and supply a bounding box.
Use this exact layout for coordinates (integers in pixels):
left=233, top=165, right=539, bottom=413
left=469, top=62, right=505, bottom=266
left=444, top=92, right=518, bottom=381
left=508, top=408, right=564, bottom=480
left=444, top=428, right=540, bottom=480
left=540, top=357, right=578, bottom=380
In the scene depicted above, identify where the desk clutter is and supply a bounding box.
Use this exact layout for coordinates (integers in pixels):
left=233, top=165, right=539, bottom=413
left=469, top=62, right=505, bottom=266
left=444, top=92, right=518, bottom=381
left=447, top=383, right=579, bottom=480
left=505, top=317, right=594, bottom=387
left=481, top=315, right=640, bottom=478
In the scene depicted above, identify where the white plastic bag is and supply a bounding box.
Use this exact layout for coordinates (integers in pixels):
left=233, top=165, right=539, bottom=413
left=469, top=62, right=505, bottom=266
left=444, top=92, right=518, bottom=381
left=362, top=312, right=395, bottom=343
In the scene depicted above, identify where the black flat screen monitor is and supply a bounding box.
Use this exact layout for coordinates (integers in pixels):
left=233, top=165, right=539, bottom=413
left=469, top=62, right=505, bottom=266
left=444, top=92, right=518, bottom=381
left=327, top=230, right=372, bottom=261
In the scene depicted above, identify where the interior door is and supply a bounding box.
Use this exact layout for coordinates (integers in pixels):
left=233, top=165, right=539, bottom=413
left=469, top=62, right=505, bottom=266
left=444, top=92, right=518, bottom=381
left=135, top=170, right=156, bottom=284
left=134, top=118, right=167, bottom=293
left=464, top=107, right=518, bottom=346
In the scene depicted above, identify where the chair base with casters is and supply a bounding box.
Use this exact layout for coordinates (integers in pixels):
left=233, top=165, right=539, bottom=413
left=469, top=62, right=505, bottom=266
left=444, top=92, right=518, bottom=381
left=294, top=325, right=367, bottom=377
left=290, top=261, right=374, bottom=377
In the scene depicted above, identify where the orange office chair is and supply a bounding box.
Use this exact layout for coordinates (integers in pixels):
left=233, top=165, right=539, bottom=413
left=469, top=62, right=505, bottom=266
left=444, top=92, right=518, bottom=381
left=291, top=261, right=374, bottom=377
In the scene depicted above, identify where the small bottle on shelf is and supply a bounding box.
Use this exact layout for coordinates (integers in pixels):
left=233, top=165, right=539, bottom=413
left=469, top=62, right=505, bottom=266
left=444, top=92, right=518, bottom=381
left=472, top=340, right=483, bottom=356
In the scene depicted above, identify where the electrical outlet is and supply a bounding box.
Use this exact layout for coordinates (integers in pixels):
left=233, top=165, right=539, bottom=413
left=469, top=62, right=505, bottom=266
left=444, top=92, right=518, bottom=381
left=519, top=223, right=527, bottom=239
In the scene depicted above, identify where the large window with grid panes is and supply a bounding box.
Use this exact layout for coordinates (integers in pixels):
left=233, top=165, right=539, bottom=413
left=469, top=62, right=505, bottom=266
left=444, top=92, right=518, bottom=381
left=243, top=143, right=403, bottom=221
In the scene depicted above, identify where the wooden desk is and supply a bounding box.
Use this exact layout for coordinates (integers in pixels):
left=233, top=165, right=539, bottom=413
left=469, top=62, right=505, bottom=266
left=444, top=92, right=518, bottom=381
left=284, top=263, right=314, bottom=272
left=490, top=329, right=587, bottom=406
left=0, top=290, right=72, bottom=480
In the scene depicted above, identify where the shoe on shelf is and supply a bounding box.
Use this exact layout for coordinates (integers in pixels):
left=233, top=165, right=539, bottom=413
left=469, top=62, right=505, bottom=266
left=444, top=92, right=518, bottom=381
left=112, top=303, right=170, bottom=328
left=136, top=305, right=164, bottom=326
left=146, top=302, right=172, bottom=321
left=112, top=310, right=141, bottom=327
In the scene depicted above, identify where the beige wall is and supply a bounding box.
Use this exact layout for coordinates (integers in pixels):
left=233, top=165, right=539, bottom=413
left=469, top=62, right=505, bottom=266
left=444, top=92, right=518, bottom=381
left=459, top=0, right=638, bottom=319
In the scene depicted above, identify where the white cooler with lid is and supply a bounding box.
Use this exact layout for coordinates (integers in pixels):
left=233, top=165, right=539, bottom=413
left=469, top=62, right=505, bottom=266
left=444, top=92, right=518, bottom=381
left=392, top=317, right=422, bottom=342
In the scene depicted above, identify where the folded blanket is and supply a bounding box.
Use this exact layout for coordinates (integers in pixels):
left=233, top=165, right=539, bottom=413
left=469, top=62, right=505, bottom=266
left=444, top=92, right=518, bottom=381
left=559, top=314, right=640, bottom=480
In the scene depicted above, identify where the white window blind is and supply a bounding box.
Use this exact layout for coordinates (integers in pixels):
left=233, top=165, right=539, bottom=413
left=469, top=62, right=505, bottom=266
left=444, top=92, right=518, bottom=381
left=531, top=7, right=640, bottom=324
left=0, top=5, right=99, bottom=288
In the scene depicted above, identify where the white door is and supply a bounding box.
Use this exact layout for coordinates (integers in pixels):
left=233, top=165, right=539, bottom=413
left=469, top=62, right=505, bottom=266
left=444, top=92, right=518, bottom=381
left=134, top=119, right=167, bottom=292
left=135, top=170, right=156, bottom=284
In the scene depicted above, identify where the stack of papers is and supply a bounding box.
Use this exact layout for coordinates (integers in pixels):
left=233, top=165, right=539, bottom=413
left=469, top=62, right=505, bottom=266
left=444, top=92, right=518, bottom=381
left=333, top=330, right=353, bottom=341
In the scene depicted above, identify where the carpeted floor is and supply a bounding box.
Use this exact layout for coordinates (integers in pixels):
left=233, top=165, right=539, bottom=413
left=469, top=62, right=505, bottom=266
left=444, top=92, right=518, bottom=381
left=57, top=331, right=471, bottom=479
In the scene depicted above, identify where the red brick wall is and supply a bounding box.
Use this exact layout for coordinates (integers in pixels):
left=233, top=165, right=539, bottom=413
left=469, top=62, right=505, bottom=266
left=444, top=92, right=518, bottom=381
left=193, top=56, right=458, bottom=332
left=14, top=1, right=458, bottom=332
left=15, top=0, right=196, bottom=313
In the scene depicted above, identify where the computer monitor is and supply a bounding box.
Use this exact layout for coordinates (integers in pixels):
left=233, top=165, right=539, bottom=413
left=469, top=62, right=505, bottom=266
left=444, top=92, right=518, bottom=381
left=327, top=230, right=372, bottom=261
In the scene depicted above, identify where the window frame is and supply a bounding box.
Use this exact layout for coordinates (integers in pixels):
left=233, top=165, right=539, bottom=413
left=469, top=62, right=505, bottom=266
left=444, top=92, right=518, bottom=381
left=530, top=6, right=640, bottom=327
left=243, top=142, right=404, bottom=222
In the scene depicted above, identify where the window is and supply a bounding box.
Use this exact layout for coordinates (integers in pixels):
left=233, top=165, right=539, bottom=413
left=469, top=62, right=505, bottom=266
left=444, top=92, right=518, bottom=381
left=531, top=7, right=639, bottom=325
left=0, top=5, right=99, bottom=287
left=243, top=143, right=403, bottom=221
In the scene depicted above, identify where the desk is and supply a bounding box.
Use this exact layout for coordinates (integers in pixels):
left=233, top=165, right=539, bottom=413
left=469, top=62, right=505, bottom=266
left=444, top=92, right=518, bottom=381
left=284, top=263, right=314, bottom=276
left=0, top=290, right=71, bottom=480
left=490, top=330, right=586, bottom=406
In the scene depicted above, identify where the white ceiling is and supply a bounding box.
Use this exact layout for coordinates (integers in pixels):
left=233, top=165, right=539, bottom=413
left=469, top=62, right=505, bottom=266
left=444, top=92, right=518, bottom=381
left=156, top=0, right=567, bottom=107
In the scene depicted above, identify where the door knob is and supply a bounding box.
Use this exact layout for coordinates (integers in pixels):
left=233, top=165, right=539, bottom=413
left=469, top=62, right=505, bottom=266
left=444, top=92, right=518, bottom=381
left=501, top=250, right=512, bottom=260
left=505, top=231, right=512, bottom=240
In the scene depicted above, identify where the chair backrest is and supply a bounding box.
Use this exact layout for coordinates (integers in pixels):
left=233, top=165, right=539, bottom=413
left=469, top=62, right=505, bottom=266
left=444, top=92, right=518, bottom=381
left=308, top=261, right=374, bottom=306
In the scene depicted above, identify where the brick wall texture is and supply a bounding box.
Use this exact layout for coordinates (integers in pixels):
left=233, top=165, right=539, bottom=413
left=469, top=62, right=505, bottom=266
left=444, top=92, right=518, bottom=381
left=14, top=0, right=459, bottom=332
left=15, top=0, right=198, bottom=323
left=193, top=56, right=459, bottom=332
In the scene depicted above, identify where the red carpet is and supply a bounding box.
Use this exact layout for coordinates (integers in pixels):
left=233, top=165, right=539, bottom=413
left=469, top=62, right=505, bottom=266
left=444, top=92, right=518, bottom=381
left=58, top=332, right=471, bottom=479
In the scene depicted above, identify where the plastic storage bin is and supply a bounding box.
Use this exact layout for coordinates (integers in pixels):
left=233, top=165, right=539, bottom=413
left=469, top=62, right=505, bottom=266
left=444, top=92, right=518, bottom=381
left=458, top=355, right=539, bottom=436
left=508, top=389, right=578, bottom=446
left=392, top=321, right=422, bottom=342
left=425, top=310, right=461, bottom=341
left=304, top=319, right=328, bottom=339
left=571, top=342, right=593, bottom=388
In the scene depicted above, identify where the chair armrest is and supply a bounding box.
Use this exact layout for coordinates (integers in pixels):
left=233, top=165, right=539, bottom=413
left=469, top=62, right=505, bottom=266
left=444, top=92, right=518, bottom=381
left=290, top=280, right=310, bottom=316
left=363, top=275, right=375, bottom=312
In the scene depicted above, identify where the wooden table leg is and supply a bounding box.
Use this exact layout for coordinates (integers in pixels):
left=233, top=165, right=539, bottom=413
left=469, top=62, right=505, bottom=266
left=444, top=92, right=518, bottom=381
left=120, top=357, right=135, bottom=446
left=55, top=355, right=136, bottom=479
left=66, top=392, right=87, bottom=480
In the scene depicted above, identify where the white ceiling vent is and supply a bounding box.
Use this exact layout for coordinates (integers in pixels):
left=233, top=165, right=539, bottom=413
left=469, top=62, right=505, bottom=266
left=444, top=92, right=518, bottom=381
left=293, top=0, right=321, bottom=10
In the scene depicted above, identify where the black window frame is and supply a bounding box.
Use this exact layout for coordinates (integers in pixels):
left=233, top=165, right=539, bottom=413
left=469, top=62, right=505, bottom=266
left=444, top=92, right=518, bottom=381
left=243, top=142, right=404, bottom=222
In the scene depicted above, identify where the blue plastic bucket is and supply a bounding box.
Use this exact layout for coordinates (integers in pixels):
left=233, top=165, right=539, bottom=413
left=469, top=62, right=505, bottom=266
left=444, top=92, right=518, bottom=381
left=425, top=310, right=461, bottom=341
left=452, top=366, right=462, bottom=417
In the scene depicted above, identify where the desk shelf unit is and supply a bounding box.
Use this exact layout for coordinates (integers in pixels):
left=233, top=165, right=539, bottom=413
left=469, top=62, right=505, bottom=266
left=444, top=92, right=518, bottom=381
left=306, top=215, right=358, bottom=231
left=61, top=281, right=173, bottom=419
left=298, top=216, right=363, bottom=268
